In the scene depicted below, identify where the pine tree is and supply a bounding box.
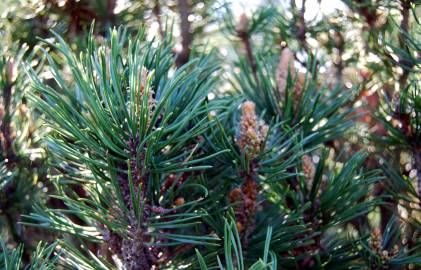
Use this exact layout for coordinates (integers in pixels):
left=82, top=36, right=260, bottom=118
left=0, top=43, right=52, bottom=263
left=23, top=26, right=226, bottom=269
left=1, top=1, right=421, bottom=269
left=1, top=0, right=217, bottom=66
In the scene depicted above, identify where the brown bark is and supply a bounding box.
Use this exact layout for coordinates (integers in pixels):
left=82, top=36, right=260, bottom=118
left=153, top=0, right=165, bottom=39
left=398, top=0, right=412, bottom=88
left=175, top=0, right=193, bottom=67
left=1, top=84, right=15, bottom=161
left=239, top=34, right=260, bottom=88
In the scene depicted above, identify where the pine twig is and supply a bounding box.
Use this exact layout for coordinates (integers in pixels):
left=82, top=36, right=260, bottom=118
left=291, top=0, right=319, bottom=70
left=297, top=0, right=308, bottom=52
left=398, top=0, right=412, bottom=88
left=236, top=14, right=260, bottom=90
left=334, top=30, right=345, bottom=84
left=152, top=0, right=164, bottom=39
left=1, top=83, right=15, bottom=162
left=176, top=0, right=193, bottom=67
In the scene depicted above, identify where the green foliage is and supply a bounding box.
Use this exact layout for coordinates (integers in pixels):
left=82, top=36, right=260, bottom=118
left=1, top=0, right=421, bottom=269
left=0, top=240, right=59, bottom=270
left=196, top=219, right=277, bottom=270
left=0, top=42, right=49, bottom=258
left=221, top=4, right=357, bottom=151
left=23, top=26, right=226, bottom=268
left=358, top=217, right=421, bottom=269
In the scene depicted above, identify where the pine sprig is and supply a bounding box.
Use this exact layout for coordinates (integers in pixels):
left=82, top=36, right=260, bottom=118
left=0, top=240, right=59, bottom=270
left=24, top=26, right=225, bottom=269
left=196, top=218, right=277, bottom=270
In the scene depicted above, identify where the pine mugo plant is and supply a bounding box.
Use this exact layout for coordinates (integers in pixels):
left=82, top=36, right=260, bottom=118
left=0, top=42, right=51, bottom=260
left=0, top=240, right=59, bottom=270
left=24, top=26, right=226, bottom=269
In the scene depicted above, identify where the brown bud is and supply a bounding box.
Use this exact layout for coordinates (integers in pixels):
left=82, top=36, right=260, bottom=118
left=236, top=13, right=249, bottom=35
left=372, top=228, right=381, bottom=238
left=276, top=48, right=295, bottom=96
left=302, top=155, right=316, bottom=190
left=369, top=228, right=382, bottom=251
left=380, top=250, right=389, bottom=261
left=390, top=244, right=399, bottom=257
left=18, top=104, right=28, bottom=116
left=229, top=188, right=242, bottom=203
left=237, top=101, right=268, bottom=158
left=294, top=72, right=306, bottom=104
left=242, top=101, right=256, bottom=116
left=174, top=197, right=185, bottom=206
left=236, top=221, right=244, bottom=232
left=359, top=70, right=371, bottom=79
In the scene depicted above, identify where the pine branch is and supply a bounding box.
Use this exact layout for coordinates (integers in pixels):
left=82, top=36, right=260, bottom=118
left=398, top=0, right=412, bottom=88
left=297, top=0, right=307, bottom=51
left=152, top=0, right=164, bottom=39
left=23, top=26, right=224, bottom=269
left=0, top=240, right=60, bottom=270
left=236, top=14, right=260, bottom=90
left=176, top=0, right=193, bottom=67
left=0, top=81, right=15, bottom=162
left=334, top=30, right=345, bottom=84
